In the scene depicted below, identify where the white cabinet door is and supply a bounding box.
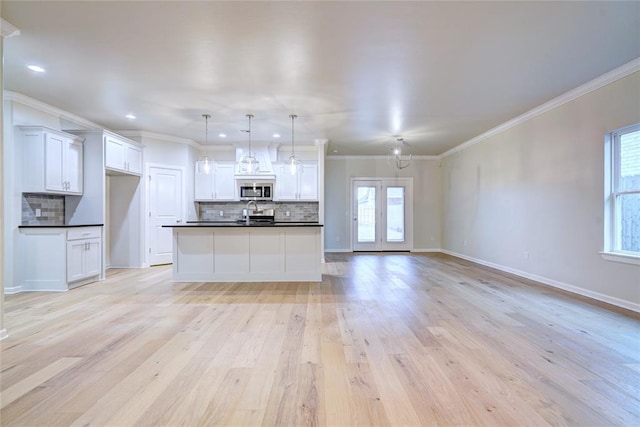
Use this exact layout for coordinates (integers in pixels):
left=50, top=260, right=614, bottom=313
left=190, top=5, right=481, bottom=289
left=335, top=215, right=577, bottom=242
left=214, top=163, right=236, bottom=200
left=194, top=161, right=215, bottom=200
left=125, top=144, right=143, bottom=175
left=298, top=163, right=318, bottom=200
left=105, top=135, right=142, bottom=175
left=66, top=140, right=84, bottom=193
left=45, top=133, right=65, bottom=192
left=66, top=240, right=86, bottom=282
left=105, top=135, right=126, bottom=170
left=274, top=163, right=298, bottom=200
left=84, top=239, right=102, bottom=277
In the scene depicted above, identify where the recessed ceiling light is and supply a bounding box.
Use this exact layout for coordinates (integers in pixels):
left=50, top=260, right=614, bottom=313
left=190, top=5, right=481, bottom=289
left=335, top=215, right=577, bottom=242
left=27, top=65, right=45, bottom=73
left=273, top=133, right=280, bottom=138
left=218, top=133, right=227, bottom=138
left=125, top=114, right=136, bottom=119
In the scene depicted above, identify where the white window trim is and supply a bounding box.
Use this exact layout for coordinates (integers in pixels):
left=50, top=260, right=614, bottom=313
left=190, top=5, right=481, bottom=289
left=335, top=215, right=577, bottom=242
left=599, top=251, right=640, bottom=266
left=603, top=123, right=640, bottom=265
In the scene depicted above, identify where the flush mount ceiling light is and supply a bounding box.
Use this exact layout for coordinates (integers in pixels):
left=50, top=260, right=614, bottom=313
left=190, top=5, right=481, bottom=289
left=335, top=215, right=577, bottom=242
left=197, top=114, right=213, bottom=175
left=125, top=114, right=136, bottom=119
left=238, top=114, right=260, bottom=174
left=273, top=133, right=281, bottom=138
left=389, top=137, right=412, bottom=170
left=27, top=64, right=45, bottom=73
left=286, top=114, right=303, bottom=175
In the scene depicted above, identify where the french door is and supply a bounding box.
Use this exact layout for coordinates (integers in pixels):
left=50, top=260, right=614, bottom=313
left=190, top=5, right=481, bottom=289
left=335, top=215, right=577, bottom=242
left=352, top=178, right=413, bottom=251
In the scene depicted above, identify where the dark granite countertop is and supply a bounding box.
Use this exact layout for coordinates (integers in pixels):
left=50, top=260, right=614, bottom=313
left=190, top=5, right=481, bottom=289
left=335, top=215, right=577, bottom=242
left=163, top=221, right=322, bottom=228
left=19, top=224, right=104, bottom=228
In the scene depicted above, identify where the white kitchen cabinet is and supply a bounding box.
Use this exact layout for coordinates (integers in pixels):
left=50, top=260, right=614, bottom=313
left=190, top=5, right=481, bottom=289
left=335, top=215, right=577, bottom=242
left=105, top=134, right=143, bottom=175
left=66, top=227, right=102, bottom=284
left=20, top=226, right=103, bottom=292
left=214, top=163, right=237, bottom=200
left=274, top=162, right=318, bottom=201
left=195, top=161, right=237, bottom=201
left=19, top=126, right=84, bottom=195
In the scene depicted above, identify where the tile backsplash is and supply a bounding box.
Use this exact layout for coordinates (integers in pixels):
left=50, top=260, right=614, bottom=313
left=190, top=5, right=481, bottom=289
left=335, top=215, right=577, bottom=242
left=198, top=201, right=319, bottom=222
left=22, top=193, right=65, bottom=225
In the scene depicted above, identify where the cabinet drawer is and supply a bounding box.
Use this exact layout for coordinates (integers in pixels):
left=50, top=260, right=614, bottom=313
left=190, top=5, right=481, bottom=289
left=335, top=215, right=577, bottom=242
left=67, top=227, right=102, bottom=241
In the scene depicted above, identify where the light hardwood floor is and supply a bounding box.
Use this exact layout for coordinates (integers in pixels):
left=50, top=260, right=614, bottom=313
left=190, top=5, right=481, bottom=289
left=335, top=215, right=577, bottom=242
left=1, top=253, right=639, bottom=426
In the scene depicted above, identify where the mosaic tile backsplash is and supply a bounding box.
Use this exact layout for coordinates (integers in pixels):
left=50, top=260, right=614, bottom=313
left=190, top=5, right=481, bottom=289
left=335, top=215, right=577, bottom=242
left=22, top=193, right=65, bottom=225
left=198, top=201, right=319, bottom=222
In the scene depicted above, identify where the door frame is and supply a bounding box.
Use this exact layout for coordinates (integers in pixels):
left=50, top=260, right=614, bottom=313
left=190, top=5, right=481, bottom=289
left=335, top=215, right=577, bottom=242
left=350, top=177, right=414, bottom=251
left=145, top=163, right=186, bottom=267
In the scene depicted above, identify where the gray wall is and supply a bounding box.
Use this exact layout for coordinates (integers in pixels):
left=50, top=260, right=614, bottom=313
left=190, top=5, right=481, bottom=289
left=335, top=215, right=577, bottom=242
left=324, top=157, right=442, bottom=251
left=441, top=71, right=640, bottom=306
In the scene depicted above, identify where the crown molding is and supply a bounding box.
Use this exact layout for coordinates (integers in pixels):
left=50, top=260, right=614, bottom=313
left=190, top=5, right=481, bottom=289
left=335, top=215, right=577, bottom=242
left=441, top=57, right=640, bottom=158
left=328, top=154, right=439, bottom=160
left=117, top=130, right=199, bottom=148
left=1, top=18, right=20, bottom=38
left=4, top=91, right=105, bottom=130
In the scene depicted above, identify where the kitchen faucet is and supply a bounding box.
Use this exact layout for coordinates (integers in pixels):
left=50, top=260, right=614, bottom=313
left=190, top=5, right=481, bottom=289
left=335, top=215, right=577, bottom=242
left=246, top=200, right=258, bottom=224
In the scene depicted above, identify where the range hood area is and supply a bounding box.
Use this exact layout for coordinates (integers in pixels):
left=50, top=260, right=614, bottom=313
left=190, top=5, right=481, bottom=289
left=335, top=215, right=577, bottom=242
left=234, top=145, right=276, bottom=180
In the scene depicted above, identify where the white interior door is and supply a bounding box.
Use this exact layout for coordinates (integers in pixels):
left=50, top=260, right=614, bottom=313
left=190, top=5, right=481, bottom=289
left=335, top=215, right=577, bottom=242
left=352, top=178, right=413, bottom=251
left=148, top=166, right=183, bottom=265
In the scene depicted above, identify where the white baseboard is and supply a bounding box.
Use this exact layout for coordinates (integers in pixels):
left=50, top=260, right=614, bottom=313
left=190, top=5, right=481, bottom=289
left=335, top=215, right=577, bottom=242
left=411, top=248, right=442, bottom=253
left=441, top=249, right=640, bottom=314
left=4, top=285, right=22, bottom=295
left=324, top=249, right=352, bottom=253
left=0, top=328, right=8, bottom=340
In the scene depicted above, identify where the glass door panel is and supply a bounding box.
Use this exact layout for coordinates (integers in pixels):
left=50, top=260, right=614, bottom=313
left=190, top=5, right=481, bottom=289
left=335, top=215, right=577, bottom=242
left=357, top=186, right=376, bottom=243
left=386, top=186, right=405, bottom=243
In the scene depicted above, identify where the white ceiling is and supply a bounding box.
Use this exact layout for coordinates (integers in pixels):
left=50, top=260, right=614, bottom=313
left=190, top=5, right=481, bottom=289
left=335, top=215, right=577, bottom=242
left=2, top=1, right=639, bottom=155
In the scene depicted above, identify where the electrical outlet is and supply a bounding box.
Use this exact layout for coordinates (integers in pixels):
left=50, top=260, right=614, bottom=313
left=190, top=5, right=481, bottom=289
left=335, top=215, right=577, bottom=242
left=219, top=210, right=224, bottom=217
left=463, top=239, right=467, bottom=247
left=286, top=211, right=290, bottom=217
left=524, top=251, right=529, bottom=260
left=35, top=208, right=41, bottom=217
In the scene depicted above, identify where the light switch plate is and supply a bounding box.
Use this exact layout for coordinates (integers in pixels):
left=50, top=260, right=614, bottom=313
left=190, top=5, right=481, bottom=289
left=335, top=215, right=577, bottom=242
left=35, top=208, right=41, bottom=217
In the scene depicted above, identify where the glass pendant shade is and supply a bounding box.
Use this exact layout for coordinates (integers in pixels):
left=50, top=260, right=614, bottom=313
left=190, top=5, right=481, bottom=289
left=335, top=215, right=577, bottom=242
left=238, top=114, right=260, bottom=174
left=389, top=137, right=411, bottom=170
left=287, top=114, right=302, bottom=175
left=198, top=157, right=212, bottom=174
left=197, top=114, right=213, bottom=175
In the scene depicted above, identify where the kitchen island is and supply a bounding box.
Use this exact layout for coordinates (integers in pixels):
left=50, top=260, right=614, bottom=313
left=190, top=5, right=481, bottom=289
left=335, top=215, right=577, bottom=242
left=163, top=222, right=323, bottom=282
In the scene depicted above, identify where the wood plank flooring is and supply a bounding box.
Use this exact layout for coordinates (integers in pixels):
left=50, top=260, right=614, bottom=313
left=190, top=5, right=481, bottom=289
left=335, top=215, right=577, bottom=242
left=1, top=252, right=639, bottom=426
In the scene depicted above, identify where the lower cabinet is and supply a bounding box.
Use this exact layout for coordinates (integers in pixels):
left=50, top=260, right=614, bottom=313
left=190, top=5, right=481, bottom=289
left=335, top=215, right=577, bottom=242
left=20, top=226, right=103, bottom=292
left=67, top=228, right=102, bottom=284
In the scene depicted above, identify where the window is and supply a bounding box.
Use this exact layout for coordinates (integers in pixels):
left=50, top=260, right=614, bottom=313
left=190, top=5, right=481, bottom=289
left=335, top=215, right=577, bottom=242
left=603, top=123, right=640, bottom=264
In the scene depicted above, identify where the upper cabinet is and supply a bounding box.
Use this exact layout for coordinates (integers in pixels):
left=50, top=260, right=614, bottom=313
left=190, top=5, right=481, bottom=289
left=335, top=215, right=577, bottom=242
left=195, top=161, right=237, bottom=201
left=274, top=162, right=318, bottom=201
left=19, top=126, right=84, bottom=195
left=105, top=134, right=143, bottom=175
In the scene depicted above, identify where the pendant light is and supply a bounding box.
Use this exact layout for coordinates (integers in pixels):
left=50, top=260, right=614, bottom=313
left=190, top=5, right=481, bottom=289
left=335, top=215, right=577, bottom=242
left=238, top=113, right=260, bottom=174
left=390, top=137, right=411, bottom=170
left=197, top=114, right=212, bottom=175
left=286, top=114, right=303, bottom=175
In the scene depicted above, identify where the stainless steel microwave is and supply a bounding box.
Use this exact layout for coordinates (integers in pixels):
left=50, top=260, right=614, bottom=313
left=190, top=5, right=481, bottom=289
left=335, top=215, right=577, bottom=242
left=238, top=183, right=273, bottom=201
